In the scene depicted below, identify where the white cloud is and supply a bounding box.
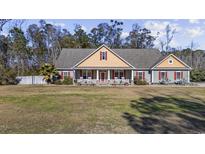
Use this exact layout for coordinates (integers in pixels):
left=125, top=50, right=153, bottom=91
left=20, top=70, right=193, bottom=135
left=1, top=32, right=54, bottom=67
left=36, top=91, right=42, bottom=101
left=1, top=31, right=8, bottom=36
left=169, top=39, right=179, bottom=47
left=144, top=20, right=182, bottom=49
left=54, top=23, right=66, bottom=28
left=121, top=32, right=129, bottom=39
left=81, top=25, right=87, bottom=32
left=144, top=20, right=181, bottom=38
left=189, top=19, right=200, bottom=24
left=47, top=21, right=66, bottom=28
left=186, top=27, right=204, bottom=38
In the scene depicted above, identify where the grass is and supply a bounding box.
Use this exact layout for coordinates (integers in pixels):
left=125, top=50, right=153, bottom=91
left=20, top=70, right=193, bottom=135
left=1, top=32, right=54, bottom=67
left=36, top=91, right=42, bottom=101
left=0, top=85, right=204, bottom=133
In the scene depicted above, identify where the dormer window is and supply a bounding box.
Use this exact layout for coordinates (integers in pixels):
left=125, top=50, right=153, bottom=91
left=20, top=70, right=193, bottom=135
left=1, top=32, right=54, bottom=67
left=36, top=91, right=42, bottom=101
left=100, top=51, right=107, bottom=60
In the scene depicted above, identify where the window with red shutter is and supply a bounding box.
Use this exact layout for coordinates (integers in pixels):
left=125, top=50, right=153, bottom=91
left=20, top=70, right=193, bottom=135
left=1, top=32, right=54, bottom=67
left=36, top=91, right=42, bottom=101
left=101, top=51, right=107, bottom=60
left=159, top=71, right=161, bottom=80
left=136, top=71, right=138, bottom=80
left=100, top=51, right=102, bottom=60
left=80, top=70, right=82, bottom=77
left=143, top=71, right=145, bottom=80
left=105, top=51, right=107, bottom=60
left=61, top=71, right=63, bottom=79
left=112, top=70, right=114, bottom=79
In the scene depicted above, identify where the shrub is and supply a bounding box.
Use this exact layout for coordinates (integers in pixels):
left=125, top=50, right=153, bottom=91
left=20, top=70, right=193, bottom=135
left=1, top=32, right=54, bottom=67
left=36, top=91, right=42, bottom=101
left=190, top=69, right=205, bottom=82
left=53, top=80, right=62, bottom=85
left=134, top=79, right=149, bottom=85
left=0, top=67, right=18, bottom=85
left=62, top=76, right=73, bottom=85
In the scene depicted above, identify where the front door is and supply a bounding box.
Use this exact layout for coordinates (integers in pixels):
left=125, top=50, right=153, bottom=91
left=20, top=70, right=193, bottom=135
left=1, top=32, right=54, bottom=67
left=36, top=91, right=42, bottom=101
left=100, top=71, right=106, bottom=82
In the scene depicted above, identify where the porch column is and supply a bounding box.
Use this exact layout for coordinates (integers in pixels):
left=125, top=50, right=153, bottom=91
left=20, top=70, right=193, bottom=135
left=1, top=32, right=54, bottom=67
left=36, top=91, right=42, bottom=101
left=97, top=70, right=99, bottom=80
left=151, top=71, right=154, bottom=83
left=131, top=70, right=134, bottom=84
left=108, top=70, right=110, bottom=80
left=73, top=70, right=75, bottom=85
left=187, top=70, right=190, bottom=83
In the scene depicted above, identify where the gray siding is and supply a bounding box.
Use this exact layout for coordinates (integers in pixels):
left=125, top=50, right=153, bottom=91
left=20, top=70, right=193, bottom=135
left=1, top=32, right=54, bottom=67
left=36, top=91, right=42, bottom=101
left=152, top=70, right=189, bottom=83
left=58, top=70, right=74, bottom=78
left=133, top=70, right=151, bottom=83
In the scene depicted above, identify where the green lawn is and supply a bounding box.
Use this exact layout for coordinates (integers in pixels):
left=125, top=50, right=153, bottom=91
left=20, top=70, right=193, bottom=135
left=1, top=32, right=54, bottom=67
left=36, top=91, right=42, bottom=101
left=0, top=85, right=204, bottom=133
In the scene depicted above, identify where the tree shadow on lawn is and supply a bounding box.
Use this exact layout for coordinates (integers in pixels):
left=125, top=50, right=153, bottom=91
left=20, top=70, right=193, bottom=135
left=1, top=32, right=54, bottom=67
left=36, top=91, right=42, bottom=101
left=123, top=95, right=205, bottom=133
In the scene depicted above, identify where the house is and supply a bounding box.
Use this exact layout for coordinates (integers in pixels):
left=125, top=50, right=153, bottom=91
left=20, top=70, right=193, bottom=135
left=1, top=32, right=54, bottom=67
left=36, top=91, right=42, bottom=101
left=55, top=44, right=191, bottom=85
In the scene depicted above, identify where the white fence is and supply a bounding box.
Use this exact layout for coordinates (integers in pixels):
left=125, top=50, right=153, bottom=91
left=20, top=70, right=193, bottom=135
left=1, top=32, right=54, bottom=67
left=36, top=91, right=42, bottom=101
left=16, top=76, right=47, bottom=85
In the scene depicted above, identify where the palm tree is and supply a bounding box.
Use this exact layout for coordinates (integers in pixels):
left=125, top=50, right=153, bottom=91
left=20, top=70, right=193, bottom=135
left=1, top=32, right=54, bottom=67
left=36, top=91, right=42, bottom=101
left=39, top=63, right=59, bottom=84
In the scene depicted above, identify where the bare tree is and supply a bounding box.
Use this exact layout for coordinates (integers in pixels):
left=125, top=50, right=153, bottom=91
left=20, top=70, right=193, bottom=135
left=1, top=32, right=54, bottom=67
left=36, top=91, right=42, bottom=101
left=165, top=24, right=176, bottom=52
left=190, top=40, right=199, bottom=68
left=159, top=40, right=166, bottom=51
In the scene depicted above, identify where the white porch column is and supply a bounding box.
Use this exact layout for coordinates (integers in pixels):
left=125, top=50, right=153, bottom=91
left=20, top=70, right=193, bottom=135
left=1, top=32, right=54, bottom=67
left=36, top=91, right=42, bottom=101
left=131, top=70, right=134, bottom=82
left=151, top=71, right=154, bottom=83
left=108, top=70, right=110, bottom=80
left=73, top=70, right=75, bottom=85
left=96, top=70, right=99, bottom=80
left=187, top=70, right=190, bottom=83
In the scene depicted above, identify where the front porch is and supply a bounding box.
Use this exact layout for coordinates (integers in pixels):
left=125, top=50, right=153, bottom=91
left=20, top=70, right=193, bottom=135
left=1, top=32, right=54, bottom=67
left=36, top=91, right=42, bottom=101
left=74, top=69, right=134, bottom=85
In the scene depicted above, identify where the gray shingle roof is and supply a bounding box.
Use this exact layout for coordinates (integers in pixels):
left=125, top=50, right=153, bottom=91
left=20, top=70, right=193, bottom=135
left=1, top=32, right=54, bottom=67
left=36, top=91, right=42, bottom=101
left=55, top=48, right=162, bottom=69
left=114, top=49, right=162, bottom=68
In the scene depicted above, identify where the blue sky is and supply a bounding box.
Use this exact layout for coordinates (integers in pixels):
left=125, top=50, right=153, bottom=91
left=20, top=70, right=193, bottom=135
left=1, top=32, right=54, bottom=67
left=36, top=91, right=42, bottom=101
left=2, top=19, right=205, bottom=50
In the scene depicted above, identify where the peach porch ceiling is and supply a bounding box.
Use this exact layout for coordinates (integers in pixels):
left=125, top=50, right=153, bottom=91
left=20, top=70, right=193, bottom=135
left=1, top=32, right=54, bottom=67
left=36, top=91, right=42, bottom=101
left=76, top=46, right=132, bottom=68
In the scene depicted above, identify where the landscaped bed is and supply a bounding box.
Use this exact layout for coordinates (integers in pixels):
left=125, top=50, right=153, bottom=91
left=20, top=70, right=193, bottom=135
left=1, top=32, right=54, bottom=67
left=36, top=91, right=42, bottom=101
left=0, top=85, right=204, bottom=133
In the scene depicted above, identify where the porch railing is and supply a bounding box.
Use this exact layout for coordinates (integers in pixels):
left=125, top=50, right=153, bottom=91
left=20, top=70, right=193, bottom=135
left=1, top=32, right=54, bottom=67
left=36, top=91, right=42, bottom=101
left=76, top=79, right=131, bottom=85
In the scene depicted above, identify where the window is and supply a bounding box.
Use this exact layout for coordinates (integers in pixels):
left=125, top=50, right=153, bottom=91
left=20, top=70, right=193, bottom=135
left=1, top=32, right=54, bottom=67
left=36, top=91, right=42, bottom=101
left=136, top=71, right=145, bottom=80
left=114, top=70, right=124, bottom=79
left=82, top=70, right=87, bottom=79
left=159, top=71, right=167, bottom=81
left=168, top=59, right=173, bottom=64
left=114, top=71, right=118, bottom=78
left=81, top=70, right=92, bottom=79
left=161, top=72, right=166, bottom=80
left=119, top=71, right=124, bottom=79
left=87, top=70, right=92, bottom=78
left=63, top=71, right=70, bottom=77
left=176, top=72, right=182, bottom=80
left=138, top=72, right=143, bottom=80
left=101, top=51, right=107, bottom=60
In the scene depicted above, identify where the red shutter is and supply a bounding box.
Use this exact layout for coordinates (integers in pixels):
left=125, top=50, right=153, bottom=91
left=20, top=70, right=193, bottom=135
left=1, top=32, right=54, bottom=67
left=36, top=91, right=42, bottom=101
left=124, top=70, right=126, bottom=79
left=136, top=71, right=138, bottom=80
left=159, top=71, right=161, bottom=80
left=80, top=70, right=82, bottom=77
left=61, top=71, right=63, bottom=79
left=143, top=71, right=145, bottom=80
left=105, top=51, right=107, bottom=60
left=92, top=70, right=94, bottom=79
left=112, top=70, right=114, bottom=79
left=166, top=72, right=168, bottom=79
left=174, top=71, right=176, bottom=80
left=100, top=51, right=102, bottom=60
left=181, top=71, right=183, bottom=79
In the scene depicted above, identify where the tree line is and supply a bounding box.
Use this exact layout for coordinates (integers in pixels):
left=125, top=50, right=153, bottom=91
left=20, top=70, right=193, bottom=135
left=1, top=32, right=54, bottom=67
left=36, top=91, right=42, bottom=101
left=0, top=19, right=205, bottom=84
